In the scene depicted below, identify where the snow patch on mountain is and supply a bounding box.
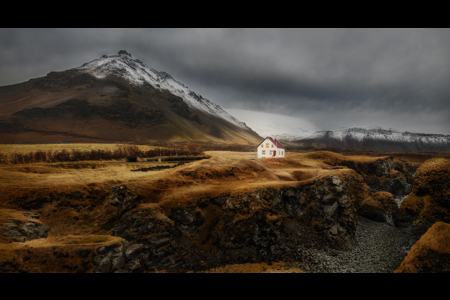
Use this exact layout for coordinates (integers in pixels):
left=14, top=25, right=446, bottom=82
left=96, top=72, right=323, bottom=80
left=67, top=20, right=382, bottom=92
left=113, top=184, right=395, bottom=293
left=304, top=126, right=450, bottom=145
left=225, top=109, right=318, bottom=140
left=74, top=51, right=248, bottom=130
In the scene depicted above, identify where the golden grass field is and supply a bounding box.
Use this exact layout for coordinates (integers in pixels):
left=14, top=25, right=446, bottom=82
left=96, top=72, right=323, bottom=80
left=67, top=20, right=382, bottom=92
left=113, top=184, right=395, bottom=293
left=0, top=143, right=446, bottom=272
left=0, top=143, right=158, bottom=154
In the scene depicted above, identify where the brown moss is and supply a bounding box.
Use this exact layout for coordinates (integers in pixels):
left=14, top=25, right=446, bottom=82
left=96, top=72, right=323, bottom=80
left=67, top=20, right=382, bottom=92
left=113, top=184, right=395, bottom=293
left=399, top=158, right=450, bottom=224
left=395, top=222, right=450, bottom=273
left=359, top=192, right=399, bottom=225
left=361, top=197, right=383, bottom=209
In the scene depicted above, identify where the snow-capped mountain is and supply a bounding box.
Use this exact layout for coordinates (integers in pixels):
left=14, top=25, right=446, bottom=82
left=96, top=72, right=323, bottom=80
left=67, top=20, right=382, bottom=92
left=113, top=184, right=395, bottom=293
left=75, top=50, right=248, bottom=130
left=0, top=50, right=262, bottom=144
left=305, top=126, right=449, bottom=143
left=223, top=108, right=450, bottom=151
left=295, top=126, right=450, bottom=152
left=225, top=109, right=317, bottom=140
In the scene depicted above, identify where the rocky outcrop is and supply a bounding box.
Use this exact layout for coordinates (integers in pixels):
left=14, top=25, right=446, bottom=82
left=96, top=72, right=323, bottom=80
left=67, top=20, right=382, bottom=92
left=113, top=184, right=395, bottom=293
left=400, top=158, right=450, bottom=225
left=329, top=156, right=413, bottom=198
left=92, top=240, right=149, bottom=273
left=359, top=192, right=400, bottom=226
left=104, top=175, right=358, bottom=272
left=395, top=222, right=450, bottom=273
left=110, top=185, right=140, bottom=217
left=1, top=215, right=50, bottom=243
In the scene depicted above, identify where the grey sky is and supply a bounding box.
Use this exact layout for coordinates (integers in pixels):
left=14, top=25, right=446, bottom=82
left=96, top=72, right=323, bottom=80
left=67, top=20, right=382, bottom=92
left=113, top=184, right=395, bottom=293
left=1, top=28, right=449, bottom=134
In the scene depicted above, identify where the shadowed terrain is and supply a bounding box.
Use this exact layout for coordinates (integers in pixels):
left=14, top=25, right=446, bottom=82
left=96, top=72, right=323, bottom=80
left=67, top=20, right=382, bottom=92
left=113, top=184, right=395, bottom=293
left=1, top=144, right=448, bottom=273
left=0, top=69, right=261, bottom=145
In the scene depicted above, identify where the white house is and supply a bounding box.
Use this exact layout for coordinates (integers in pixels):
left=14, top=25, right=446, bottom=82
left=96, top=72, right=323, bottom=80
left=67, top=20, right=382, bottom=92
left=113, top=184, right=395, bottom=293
left=257, top=136, right=285, bottom=158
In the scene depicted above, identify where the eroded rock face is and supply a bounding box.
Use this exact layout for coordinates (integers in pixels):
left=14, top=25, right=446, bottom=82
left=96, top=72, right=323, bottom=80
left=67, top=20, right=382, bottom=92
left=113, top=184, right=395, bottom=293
left=110, top=185, right=140, bottom=217
left=359, top=192, right=400, bottom=226
left=337, top=157, right=413, bottom=198
left=106, top=175, right=358, bottom=272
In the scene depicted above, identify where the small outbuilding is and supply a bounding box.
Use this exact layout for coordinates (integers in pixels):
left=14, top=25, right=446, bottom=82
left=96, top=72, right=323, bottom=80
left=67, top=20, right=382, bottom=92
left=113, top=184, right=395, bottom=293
left=257, top=136, right=285, bottom=159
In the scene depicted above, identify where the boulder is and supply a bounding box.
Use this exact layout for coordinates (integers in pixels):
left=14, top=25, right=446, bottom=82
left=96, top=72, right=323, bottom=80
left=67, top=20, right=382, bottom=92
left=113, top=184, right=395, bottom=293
left=124, top=243, right=143, bottom=260
left=110, top=185, right=140, bottom=217
left=1, top=218, right=50, bottom=242
left=395, top=222, right=450, bottom=273
left=400, top=158, right=450, bottom=225
left=124, top=259, right=142, bottom=273
left=111, top=253, right=126, bottom=272
left=97, top=256, right=112, bottom=273
left=1, top=229, right=26, bottom=242
left=359, top=192, right=400, bottom=226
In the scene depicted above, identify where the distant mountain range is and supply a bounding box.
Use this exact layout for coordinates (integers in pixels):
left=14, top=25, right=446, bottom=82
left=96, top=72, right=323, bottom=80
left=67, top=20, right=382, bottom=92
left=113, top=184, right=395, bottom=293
left=0, top=50, right=261, bottom=144
left=227, top=109, right=450, bottom=152
left=294, top=126, right=450, bottom=152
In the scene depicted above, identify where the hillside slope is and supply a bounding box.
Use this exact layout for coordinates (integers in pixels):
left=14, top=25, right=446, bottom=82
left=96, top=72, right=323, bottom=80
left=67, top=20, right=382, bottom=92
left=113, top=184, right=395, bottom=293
left=0, top=51, right=261, bottom=145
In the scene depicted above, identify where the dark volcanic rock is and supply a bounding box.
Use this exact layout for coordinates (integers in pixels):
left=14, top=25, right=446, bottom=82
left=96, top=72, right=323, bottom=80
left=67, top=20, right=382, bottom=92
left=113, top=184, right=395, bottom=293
left=108, top=175, right=359, bottom=272
left=333, top=156, right=413, bottom=198
left=359, top=192, right=400, bottom=226
left=1, top=218, right=50, bottom=243
left=110, top=185, right=140, bottom=217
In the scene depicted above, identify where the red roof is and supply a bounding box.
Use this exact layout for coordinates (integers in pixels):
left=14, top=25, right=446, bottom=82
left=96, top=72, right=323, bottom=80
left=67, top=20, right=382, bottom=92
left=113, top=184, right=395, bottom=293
left=268, top=137, right=284, bottom=149
left=257, top=137, right=284, bottom=149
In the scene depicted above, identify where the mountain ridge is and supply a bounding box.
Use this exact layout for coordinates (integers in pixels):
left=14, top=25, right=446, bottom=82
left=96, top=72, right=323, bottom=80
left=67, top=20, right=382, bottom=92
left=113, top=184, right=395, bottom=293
left=74, top=50, right=249, bottom=130
left=294, top=126, right=450, bottom=152
left=0, top=51, right=262, bottom=145
left=226, top=109, right=450, bottom=152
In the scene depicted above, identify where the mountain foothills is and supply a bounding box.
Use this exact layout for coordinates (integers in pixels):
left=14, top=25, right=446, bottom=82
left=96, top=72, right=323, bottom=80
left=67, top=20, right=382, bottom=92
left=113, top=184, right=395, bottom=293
left=0, top=50, right=261, bottom=145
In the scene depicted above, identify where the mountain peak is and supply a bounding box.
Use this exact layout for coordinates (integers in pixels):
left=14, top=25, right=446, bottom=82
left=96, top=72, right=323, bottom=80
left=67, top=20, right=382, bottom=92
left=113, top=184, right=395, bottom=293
left=118, top=50, right=131, bottom=56
left=74, top=51, right=250, bottom=130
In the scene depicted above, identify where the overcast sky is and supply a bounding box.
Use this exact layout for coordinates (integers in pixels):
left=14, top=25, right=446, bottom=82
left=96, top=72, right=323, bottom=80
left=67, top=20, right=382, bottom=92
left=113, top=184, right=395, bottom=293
left=1, top=28, right=449, bottom=134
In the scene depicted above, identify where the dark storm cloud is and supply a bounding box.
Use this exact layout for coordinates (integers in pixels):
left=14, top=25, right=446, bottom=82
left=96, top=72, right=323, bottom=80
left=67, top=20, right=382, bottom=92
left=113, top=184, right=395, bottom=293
left=1, top=28, right=449, bottom=134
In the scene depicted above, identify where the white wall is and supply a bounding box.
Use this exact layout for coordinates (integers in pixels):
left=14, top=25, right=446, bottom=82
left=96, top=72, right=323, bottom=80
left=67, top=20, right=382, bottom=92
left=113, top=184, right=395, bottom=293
left=257, top=138, right=285, bottom=158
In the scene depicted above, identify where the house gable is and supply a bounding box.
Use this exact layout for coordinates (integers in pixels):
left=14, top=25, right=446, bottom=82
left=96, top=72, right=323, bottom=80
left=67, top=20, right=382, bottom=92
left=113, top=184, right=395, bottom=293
left=256, top=137, right=285, bottom=158
left=256, top=137, right=284, bottom=149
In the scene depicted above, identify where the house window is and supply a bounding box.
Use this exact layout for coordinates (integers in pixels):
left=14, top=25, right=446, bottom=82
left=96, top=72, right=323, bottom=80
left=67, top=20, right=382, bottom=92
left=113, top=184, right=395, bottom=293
left=272, top=144, right=274, bottom=148
left=270, top=150, right=273, bottom=155
left=262, top=150, right=265, bottom=154
left=266, top=143, right=269, bottom=148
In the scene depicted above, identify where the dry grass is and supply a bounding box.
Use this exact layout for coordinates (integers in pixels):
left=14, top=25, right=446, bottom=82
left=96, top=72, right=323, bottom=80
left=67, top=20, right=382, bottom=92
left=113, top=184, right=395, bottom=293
left=194, top=261, right=305, bottom=273
left=0, top=234, right=122, bottom=251
left=0, top=146, right=415, bottom=272
left=0, top=143, right=204, bottom=164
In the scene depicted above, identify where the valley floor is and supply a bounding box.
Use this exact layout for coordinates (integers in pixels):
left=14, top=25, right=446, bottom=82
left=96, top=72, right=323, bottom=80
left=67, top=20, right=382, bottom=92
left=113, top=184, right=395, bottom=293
left=297, top=216, right=428, bottom=273
left=194, top=216, right=427, bottom=273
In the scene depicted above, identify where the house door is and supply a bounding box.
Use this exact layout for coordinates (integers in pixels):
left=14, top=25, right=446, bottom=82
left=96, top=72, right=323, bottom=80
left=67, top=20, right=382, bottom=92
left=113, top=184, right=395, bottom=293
left=273, top=151, right=276, bottom=157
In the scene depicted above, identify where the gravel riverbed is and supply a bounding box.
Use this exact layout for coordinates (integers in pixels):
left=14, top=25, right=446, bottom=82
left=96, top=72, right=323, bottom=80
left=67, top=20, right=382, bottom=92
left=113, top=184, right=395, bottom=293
left=297, top=216, right=428, bottom=273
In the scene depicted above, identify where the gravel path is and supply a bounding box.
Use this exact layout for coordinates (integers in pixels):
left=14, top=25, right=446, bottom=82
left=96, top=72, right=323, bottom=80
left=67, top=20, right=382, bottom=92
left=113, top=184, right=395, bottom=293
left=297, top=216, right=428, bottom=273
